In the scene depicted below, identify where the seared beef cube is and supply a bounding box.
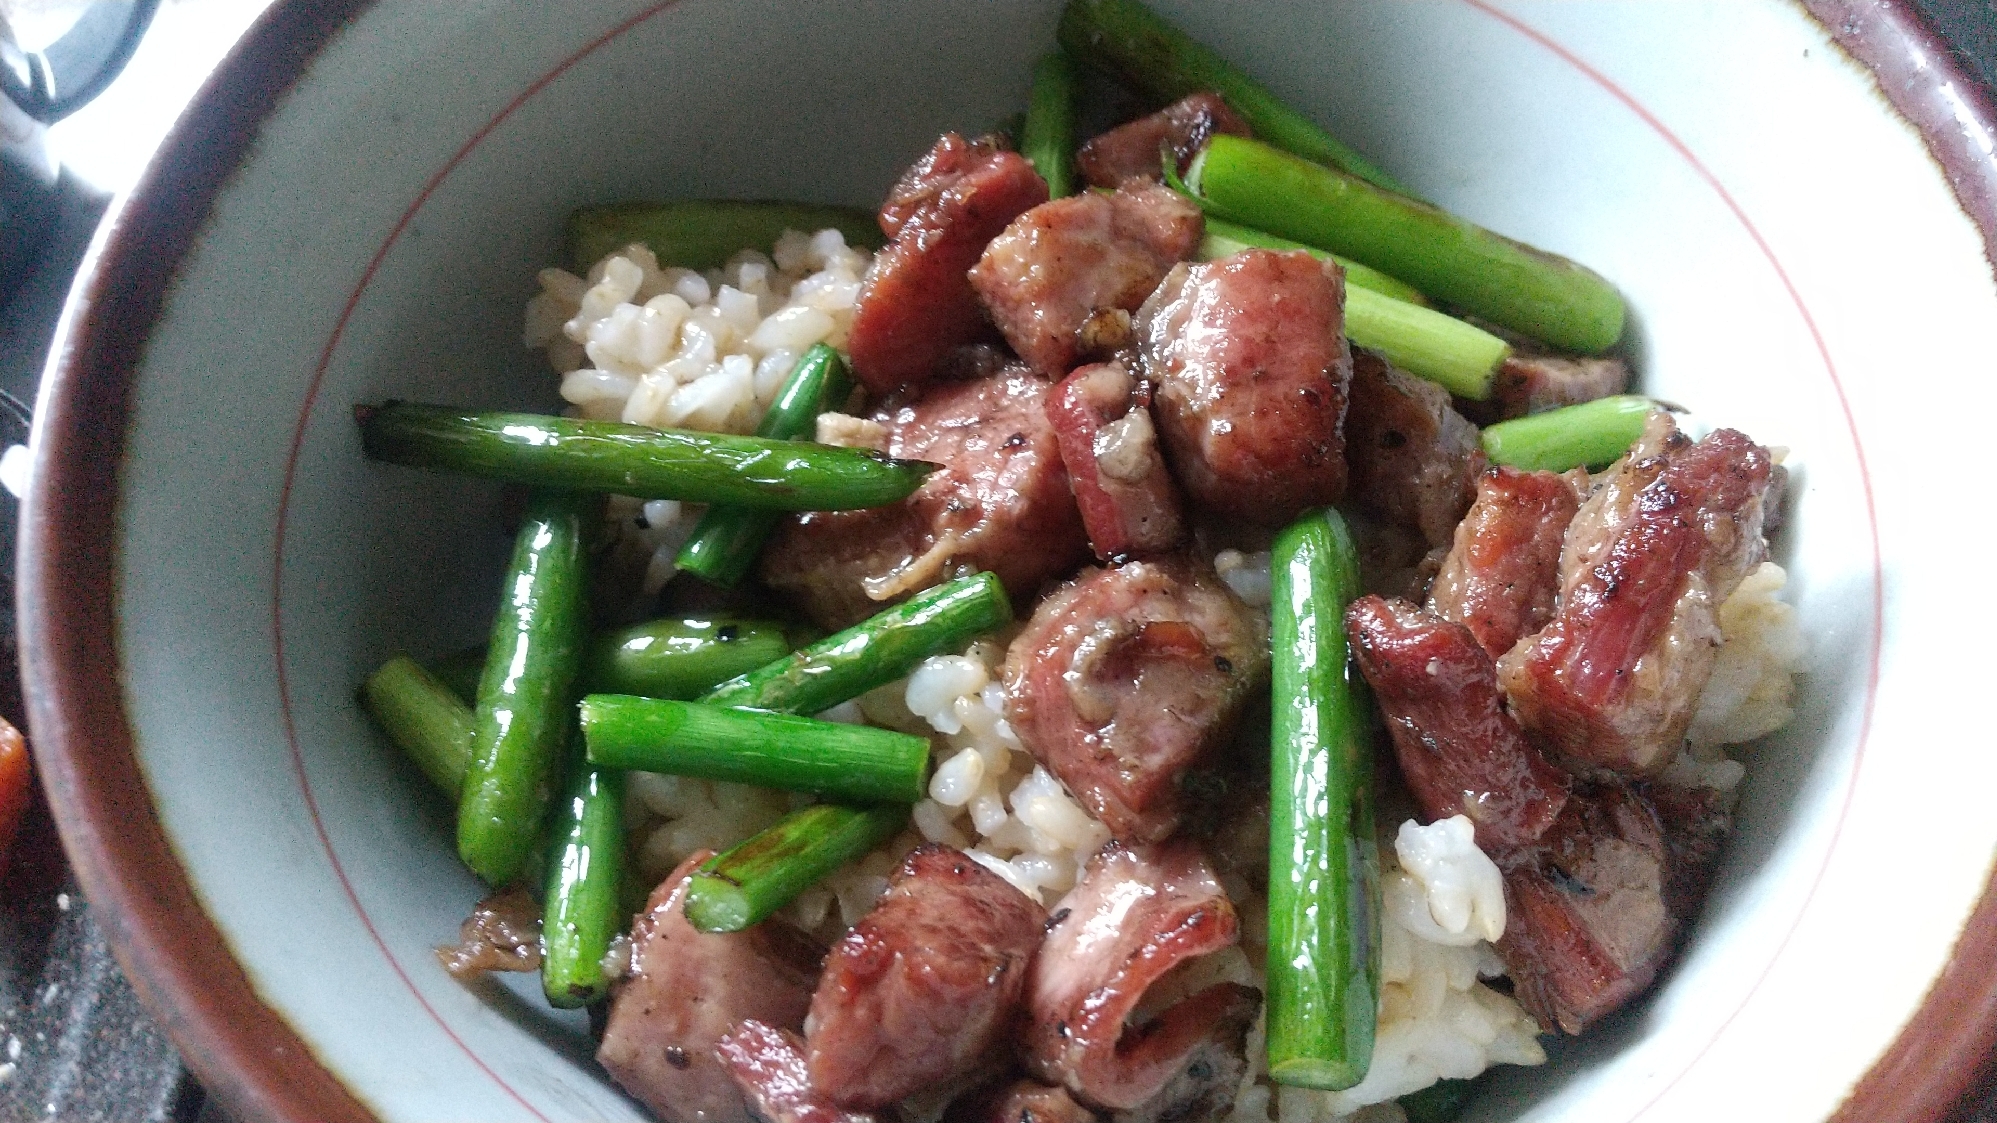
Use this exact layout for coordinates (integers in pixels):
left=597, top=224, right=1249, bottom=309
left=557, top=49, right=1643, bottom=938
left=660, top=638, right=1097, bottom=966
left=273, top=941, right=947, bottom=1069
left=433, top=887, right=542, bottom=980
left=1075, top=93, right=1252, bottom=189
left=717, top=1021, right=882, bottom=1123
left=762, top=369, right=1089, bottom=628
left=1047, top=361, right=1186, bottom=560
left=1344, top=349, right=1484, bottom=548
left=848, top=133, right=1047, bottom=393
left=1427, top=465, right=1587, bottom=660
left=1647, top=779, right=1733, bottom=921
left=1004, top=558, right=1266, bottom=842
left=599, top=852, right=822, bottom=1123
left=1023, top=840, right=1258, bottom=1119
left=806, top=845, right=1048, bottom=1109
left=1460, top=352, right=1631, bottom=425
left=1497, top=414, right=1772, bottom=774
left=1137, top=250, right=1351, bottom=525
left=1346, top=595, right=1570, bottom=851
left=970, top=183, right=1202, bottom=378
left=1494, top=782, right=1678, bottom=1035
left=946, top=1080, right=1100, bottom=1123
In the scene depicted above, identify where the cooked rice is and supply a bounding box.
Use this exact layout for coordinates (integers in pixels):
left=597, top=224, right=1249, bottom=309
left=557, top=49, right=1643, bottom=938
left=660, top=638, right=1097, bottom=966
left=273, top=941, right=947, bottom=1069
left=899, top=644, right=1113, bottom=906
left=1686, top=561, right=1804, bottom=748
left=527, top=231, right=875, bottom=597
left=1215, top=548, right=1275, bottom=607
left=528, top=230, right=870, bottom=431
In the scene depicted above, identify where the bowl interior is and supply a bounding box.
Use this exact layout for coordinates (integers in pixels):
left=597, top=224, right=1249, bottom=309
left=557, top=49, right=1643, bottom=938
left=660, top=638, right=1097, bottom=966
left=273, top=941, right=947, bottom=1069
left=83, top=0, right=1996, bottom=1120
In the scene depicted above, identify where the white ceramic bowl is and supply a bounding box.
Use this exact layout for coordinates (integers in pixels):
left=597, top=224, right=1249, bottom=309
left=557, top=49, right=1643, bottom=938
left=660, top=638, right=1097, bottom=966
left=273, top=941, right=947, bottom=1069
left=19, top=2, right=1997, bottom=1121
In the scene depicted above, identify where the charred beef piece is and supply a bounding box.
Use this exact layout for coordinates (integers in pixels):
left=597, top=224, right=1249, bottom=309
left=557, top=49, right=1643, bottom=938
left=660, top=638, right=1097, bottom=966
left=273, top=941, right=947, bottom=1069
left=935, top=342, right=1028, bottom=384
left=847, top=133, right=1048, bottom=393
left=806, top=845, right=1048, bottom=1109
left=1136, top=250, right=1351, bottom=525
left=1647, top=780, right=1733, bottom=920
left=1004, top=558, right=1267, bottom=842
left=434, top=887, right=542, bottom=980
left=1023, top=840, right=1258, bottom=1120
left=1426, top=465, right=1588, bottom=660
left=1498, top=414, right=1772, bottom=775
left=1075, top=93, right=1252, bottom=189
left=1459, top=352, right=1631, bottom=425
left=971, top=183, right=1203, bottom=378
left=1350, top=601, right=1734, bottom=1036
left=599, top=851, right=823, bottom=1123
left=1343, top=349, right=1484, bottom=549
left=1494, top=782, right=1682, bottom=1036
left=718, top=1020, right=882, bottom=1123
left=1346, top=596, right=1570, bottom=851
left=762, top=368, right=1089, bottom=628
left=1046, top=361, right=1187, bottom=560
left=946, top=1079, right=1101, bottom=1123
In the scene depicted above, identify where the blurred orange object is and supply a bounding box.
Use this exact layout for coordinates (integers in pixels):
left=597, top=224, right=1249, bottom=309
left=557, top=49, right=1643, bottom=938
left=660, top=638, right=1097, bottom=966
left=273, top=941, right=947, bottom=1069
left=0, top=716, right=28, bottom=867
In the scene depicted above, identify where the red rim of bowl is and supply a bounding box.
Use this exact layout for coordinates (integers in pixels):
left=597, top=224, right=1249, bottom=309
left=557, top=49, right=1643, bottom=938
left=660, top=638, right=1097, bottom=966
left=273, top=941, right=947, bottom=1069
left=16, top=3, right=1997, bottom=1122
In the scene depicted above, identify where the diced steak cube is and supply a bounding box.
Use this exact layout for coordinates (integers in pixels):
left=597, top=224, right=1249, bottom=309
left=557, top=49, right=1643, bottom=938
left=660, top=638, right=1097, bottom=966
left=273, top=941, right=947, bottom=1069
left=717, top=1021, right=882, bottom=1123
left=1426, top=465, right=1587, bottom=660
left=1137, top=250, right=1351, bottom=525
left=1003, top=557, right=1266, bottom=842
left=1046, top=361, right=1187, bottom=560
left=946, top=1080, right=1101, bottom=1123
left=1497, top=413, right=1773, bottom=774
left=806, top=845, right=1048, bottom=1109
left=848, top=133, right=1048, bottom=393
left=970, top=183, right=1203, bottom=378
left=1075, top=93, right=1252, bottom=189
left=1346, top=595, right=1571, bottom=851
left=762, top=369, right=1089, bottom=628
left=1459, top=352, right=1631, bottom=425
left=434, top=887, right=542, bottom=980
left=599, top=852, right=823, bottom=1123
left=1024, top=840, right=1258, bottom=1118
left=1344, top=349, right=1484, bottom=548
left=1494, top=782, right=1678, bottom=1036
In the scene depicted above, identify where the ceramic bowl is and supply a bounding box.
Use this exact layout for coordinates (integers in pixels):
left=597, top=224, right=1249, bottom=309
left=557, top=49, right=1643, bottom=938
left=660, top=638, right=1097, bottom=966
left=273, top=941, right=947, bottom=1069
left=19, top=1, right=1997, bottom=1121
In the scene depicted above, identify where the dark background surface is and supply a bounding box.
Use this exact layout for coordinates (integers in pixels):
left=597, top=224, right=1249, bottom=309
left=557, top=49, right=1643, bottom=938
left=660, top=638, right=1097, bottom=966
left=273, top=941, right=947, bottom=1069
left=0, top=1, right=1993, bottom=1121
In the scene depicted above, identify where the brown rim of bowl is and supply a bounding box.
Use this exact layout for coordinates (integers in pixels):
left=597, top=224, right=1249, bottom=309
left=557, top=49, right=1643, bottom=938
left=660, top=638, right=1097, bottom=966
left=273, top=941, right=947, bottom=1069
left=13, top=3, right=1997, bottom=1123
left=17, top=1, right=379, bottom=1120
left=1799, top=2, right=1997, bottom=1116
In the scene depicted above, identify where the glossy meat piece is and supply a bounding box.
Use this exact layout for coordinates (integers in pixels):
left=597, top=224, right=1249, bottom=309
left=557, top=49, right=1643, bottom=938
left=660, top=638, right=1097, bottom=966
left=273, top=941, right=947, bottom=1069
left=848, top=133, right=1048, bottom=393
left=1462, top=352, right=1631, bottom=424
left=807, top=845, right=1048, bottom=1109
left=717, top=1021, right=881, bottom=1123
left=971, top=184, right=1202, bottom=378
left=1075, top=93, right=1252, bottom=189
left=1047, top=362, right=1187, bottom=560
left=1137, top=250, right=1351, bottom=525
left=1647, top=780, right=1732, bottom=920
left=945, top=1079, right=1101, bottom=1123
left=1497, top=415, right=1773, bottom=774
left=935, top=341, right=1025, bottom=384
left=1495, top=782, right=1677, bottom=1035
left=1344, top=349, right=1483, bottom=548
left=763, top=369, right=1089, bottom=628
left=434, top=887, right=541, bottom=980
left=1024, top=840, right=1260, bottom=1116
left=1346, top=595, right=1570, bottom=850
left=599, top=852, right=823, bottom=1123
left=1004, top=558, right=1267, bottom=841
left=1426, top=465, right=1587, bottom=660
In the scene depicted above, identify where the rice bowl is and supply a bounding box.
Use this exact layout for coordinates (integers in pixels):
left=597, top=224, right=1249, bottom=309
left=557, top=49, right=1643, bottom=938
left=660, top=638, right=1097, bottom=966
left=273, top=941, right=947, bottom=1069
left=15, top=3, right=1996, bottom=1122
